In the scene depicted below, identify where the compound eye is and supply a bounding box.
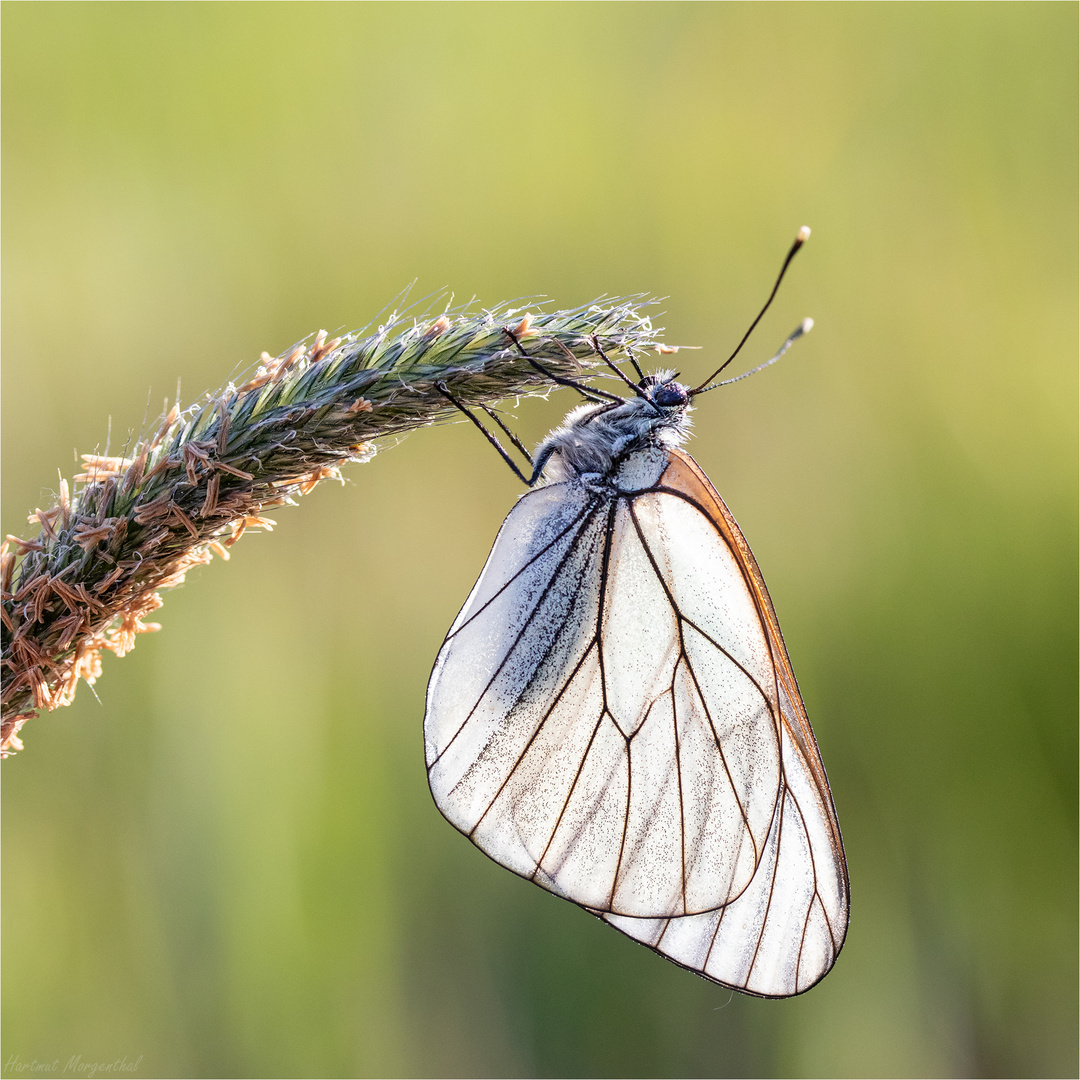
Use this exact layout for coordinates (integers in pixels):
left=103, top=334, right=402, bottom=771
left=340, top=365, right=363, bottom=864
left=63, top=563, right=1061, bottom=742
left=652, top=383, right=689, bottom=408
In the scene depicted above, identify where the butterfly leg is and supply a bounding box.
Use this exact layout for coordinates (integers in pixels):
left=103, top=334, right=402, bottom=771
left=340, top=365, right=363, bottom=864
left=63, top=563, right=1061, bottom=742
left=503, top=327, right=623, bottom=405
left=480, top=404, right=534, bottom=466
left=619, top=342, right=647, bottom=383
left=525, top=336, right=629, bottom=429
left=588, top=336, right=667, bottom=419
left=435, top=381, right=534, bottom=486
left=588, top=335, right=653, bottom=401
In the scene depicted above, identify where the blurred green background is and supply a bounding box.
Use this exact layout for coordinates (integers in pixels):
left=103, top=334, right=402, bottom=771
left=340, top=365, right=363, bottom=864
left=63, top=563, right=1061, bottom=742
left=2, top=4, right=1076, bottom=1077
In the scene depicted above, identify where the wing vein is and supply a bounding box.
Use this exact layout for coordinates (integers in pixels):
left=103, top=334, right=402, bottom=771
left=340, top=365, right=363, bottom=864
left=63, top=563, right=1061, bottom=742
left=535, top=500, right=621, bottom=881
left=430, top=505, right=603, bottom=768
left=745, top=780, right=786, bottom=985
left=609, top=731, right=633, bottom=910
left=447, top=493, right=601, bottom=640
left=651, top=485, right=769, bottom=624
left=532, top=709, right=610, bottom=880
left=626, top=500, right=765, bottom=861
left=468, top=640, right=599, bottom=839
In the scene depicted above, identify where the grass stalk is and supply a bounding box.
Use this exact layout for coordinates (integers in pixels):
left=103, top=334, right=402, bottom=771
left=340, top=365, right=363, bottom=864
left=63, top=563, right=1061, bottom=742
left=1, top=297, right=664, bottom=754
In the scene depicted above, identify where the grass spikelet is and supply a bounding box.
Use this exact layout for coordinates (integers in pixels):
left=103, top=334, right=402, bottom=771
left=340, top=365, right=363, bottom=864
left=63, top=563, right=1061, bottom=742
left=1, top=296, right=664, bottom=754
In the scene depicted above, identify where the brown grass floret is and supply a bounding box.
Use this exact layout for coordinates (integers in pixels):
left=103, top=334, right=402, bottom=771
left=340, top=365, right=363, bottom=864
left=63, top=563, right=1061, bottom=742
left=1, top=297, right=666, bottom=755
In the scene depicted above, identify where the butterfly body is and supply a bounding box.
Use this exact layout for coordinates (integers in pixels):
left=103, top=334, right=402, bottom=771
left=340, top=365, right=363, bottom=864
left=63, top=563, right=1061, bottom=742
left=527, top=369, right=692, bottom=487
left=424, top=370, right=848, bottom=997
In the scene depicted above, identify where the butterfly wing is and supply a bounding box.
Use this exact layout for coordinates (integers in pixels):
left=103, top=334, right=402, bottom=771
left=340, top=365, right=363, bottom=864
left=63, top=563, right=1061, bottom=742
left=424, top=446, right=848, bottom=996
left=597, top=448, right=849, bottom=996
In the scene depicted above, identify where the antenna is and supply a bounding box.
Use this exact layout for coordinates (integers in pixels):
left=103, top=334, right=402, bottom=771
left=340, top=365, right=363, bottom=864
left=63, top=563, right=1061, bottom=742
left=694, top=318, right=813, bottom=394
left=690, top=225, right=811, bottom=395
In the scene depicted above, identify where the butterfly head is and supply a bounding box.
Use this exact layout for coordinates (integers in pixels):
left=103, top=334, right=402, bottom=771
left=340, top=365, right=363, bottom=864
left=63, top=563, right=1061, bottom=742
left=611, top=369, right=693, bottom=439
left=640, top=372, right=691, bottom=411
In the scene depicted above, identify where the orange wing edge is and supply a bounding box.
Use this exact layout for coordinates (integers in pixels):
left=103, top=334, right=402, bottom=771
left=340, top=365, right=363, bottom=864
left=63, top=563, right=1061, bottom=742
left=659, top=447, right=849, bottom=896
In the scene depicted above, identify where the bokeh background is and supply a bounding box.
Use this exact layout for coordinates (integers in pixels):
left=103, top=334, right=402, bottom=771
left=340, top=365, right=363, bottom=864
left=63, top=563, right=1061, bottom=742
left=2, top=4, right=1076, bottom=1077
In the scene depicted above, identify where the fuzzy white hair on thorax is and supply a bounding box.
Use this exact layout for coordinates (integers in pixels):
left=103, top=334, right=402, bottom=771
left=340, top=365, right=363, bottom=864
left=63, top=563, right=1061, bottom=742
left=534, top=371, right=694, bottom=486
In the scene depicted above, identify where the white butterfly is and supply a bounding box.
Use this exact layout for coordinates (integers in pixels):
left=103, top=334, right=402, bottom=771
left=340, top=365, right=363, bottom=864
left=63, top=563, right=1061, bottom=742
left=424, top=233, right=849, bottom=998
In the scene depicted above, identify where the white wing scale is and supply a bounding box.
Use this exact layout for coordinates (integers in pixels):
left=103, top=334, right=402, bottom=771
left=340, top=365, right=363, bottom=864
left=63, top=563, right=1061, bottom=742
left=424, top=446, right=848, bottom=997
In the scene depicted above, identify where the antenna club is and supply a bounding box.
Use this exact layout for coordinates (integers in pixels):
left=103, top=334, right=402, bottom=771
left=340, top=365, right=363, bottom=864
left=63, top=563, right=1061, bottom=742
left=692, top=230, right=812, bottom=392
left=801, top=317, right=814, bottom=334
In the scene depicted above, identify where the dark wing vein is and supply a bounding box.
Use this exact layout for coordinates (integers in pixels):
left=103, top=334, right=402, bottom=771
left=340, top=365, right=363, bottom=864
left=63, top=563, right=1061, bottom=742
left=780, top=770, right=839, bottom=983
left=446, top=491, right=601, bottom=640
left=469, top=639, right=597, bottom=838
left=430, top=503, right=603, bottom=768
left=624, top=496, right=777, bottom=710
left=673, top=672, right=687, bottom=913
left=530, top=707, right=609, bottom=879
left=655, top=474, right=842, bottom=842
left=609, top=721, right=632, bottom=910
left=625, top=498, right=772, bottom=864
left=744, top=773, right=787, bottom=987
left=650, top=485, right=790, bottom=741
left=538, top=502, right=620, bottom=883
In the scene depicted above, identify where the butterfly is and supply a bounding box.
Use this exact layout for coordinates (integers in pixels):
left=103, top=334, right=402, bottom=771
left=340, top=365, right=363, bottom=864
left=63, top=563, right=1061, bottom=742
left=424, top=229, right=849, bottom=997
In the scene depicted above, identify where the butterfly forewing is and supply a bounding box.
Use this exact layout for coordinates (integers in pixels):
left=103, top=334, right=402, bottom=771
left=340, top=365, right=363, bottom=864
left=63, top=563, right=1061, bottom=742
left=424, top=443, right=848, bottom=997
